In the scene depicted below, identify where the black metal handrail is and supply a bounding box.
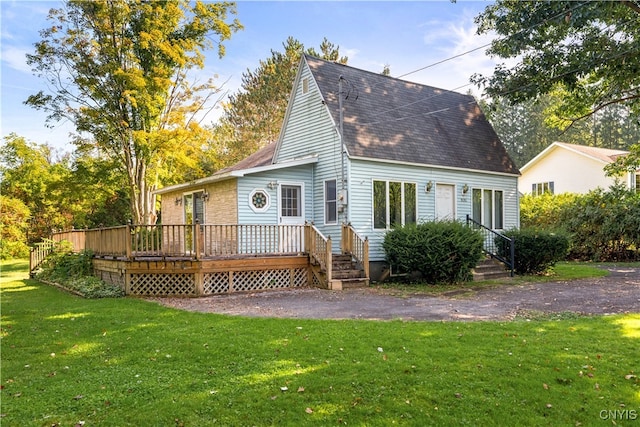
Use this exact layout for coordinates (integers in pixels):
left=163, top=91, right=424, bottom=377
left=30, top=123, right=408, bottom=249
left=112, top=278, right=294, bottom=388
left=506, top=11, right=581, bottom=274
left=466, top=215, right=515, bottom=277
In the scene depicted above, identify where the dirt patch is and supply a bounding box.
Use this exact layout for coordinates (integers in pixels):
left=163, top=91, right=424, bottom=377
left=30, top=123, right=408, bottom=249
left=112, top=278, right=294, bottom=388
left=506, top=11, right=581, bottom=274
left=147, top=267, right=640, bottom=321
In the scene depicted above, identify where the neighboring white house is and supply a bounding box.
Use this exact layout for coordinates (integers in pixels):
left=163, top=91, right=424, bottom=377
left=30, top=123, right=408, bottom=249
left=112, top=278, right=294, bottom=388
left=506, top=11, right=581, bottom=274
left=519, top=142, right=638, bottom=195
left=157, top=55, right=521, bottom=279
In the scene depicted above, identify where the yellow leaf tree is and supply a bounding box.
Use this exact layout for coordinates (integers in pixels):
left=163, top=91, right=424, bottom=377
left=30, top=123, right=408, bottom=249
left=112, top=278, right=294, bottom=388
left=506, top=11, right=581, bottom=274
left=26, top=0, right=242, bottom=224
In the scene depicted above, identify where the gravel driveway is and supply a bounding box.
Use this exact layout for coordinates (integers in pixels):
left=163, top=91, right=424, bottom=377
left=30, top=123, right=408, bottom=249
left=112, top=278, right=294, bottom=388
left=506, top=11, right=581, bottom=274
left=148, top=266, right=640, bottom=321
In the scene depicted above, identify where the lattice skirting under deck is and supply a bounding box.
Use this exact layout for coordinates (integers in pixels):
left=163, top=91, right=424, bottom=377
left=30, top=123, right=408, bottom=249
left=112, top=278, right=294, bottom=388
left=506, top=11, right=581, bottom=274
left=203, top=268, right=307, bottom=295
left=129, top=272, right=196, bottom=296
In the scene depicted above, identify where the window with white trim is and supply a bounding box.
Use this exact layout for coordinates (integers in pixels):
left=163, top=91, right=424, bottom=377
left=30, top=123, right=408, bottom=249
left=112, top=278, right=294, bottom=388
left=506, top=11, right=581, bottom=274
left=472, top=188, right=504, bottom=229
left=532, top=181, right=554, bottom=195
left=373, top=180, right=416, bottom=229
left=324, top=179, right=337, bottom=224
left=248, top=188, right=270, bottom=213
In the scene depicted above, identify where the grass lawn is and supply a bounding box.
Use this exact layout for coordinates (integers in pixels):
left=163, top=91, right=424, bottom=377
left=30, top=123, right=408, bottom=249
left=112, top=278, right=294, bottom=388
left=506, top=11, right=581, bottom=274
left=1, top=259, right=639, bottom=426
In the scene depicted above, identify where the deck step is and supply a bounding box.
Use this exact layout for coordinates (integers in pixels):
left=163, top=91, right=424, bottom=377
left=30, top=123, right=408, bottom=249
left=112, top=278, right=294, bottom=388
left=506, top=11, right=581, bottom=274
left=330, top=253, right=368, bottom=286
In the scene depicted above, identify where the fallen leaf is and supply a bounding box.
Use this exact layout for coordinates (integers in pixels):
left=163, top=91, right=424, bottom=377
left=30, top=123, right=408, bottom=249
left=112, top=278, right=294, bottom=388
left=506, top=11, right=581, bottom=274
left=305, top=407, right=313, bottom=414
left=546, top=403, right=552, bottom=408
left=280, top=386, right=288, bottom=392
left=73, top=395, right=84, bottom=400
left=377, top=347, right=383, bottom=352
left=297, top=387, right=305, bottom=393
left=594, top=383, right=600, bottom=390
left=624, top=374, right=636, bottom=380
left=543, top=383, right=549, bottom=390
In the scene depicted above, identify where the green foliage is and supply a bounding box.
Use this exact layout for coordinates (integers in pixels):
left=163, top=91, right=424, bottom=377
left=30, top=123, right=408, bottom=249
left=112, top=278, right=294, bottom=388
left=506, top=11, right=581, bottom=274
left=520, top=192, right=578, bottom=229
left=474, top=1, right=640, bottom=124
left=499, top=228, right=569, bottom=275
left=560, top=185, right=640, bottom=261
left=481, top=95, right=638, bottom=168
left=0, top=195, right=30, bottom=259
left=37, top=247, right=123, bottom=298
left=383, top=221, right=484, bottom=284
left=520, top=186, right=640, bottom=261
left=26, top=1, right=242, bottom=224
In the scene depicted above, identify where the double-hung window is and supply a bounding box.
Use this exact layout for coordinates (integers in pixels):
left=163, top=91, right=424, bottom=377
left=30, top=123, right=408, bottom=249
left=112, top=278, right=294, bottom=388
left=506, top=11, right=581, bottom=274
left=324, top=179, right=337, bottom=224
left=472, top=188, right=504, bottom=230
left=373, top=180, right=416, bottom=229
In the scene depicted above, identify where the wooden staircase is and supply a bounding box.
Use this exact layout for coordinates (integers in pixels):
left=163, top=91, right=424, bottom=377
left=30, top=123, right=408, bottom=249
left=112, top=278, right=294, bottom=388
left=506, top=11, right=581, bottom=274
left=330, top=254, right=369, bottom=289
left=472, top=257, right=512, bottom=281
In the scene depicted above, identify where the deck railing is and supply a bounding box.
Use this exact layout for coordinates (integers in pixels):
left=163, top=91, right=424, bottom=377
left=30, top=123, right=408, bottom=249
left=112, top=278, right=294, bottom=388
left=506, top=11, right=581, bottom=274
left=29, top=240, right=57, bottom=276
left=306, top=222, right=332, bottom=281
left=50, top=224, right=308, bottom=259
left=341, top=223, right=370, bottom=279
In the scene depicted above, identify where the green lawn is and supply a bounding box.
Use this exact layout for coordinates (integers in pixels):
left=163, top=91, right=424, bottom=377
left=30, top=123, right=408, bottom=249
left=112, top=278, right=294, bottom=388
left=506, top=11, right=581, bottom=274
left=1, top=259, right=638, bottom=426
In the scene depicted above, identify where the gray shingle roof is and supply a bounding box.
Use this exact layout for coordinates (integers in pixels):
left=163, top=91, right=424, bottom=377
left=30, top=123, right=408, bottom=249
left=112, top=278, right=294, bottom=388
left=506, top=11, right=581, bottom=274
left=305, top=55, right=520, bottom=175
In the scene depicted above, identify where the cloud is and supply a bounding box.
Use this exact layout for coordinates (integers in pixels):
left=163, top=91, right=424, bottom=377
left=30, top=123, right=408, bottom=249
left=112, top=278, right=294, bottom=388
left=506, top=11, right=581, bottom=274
left=2, top=46, right=32, bottom=74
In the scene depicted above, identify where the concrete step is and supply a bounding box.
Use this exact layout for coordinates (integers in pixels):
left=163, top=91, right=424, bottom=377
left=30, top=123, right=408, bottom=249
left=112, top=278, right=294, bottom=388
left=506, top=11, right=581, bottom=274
left=339, top=277, right=370, bottom=289
left=472, top=258, right=511, bottom=281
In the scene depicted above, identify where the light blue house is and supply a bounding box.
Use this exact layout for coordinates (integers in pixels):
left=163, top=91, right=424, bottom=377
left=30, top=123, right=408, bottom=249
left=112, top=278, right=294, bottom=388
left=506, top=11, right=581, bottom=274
left=157, top=55, right=520, bottom=281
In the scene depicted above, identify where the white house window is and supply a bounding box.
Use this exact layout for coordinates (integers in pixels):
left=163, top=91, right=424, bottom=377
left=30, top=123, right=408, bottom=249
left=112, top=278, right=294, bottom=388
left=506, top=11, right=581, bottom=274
left=249, top=188, right=270, bottom=213
left=373, top=180, right=416, bottom=229
left=472, top=188, right=504, bottom=230
left=532, top=181, right=554, bottom=195
left=325, top=179, right=337, bottom=224
left=281, top=185, right=301, bottom=217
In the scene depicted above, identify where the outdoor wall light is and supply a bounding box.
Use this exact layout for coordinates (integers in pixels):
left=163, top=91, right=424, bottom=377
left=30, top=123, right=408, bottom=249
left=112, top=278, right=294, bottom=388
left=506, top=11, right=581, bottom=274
left=175, top=197, right=182, bottom=206
left=267, top=181, right=278, bottom=190
left=462, top=184, right=469, bottom=194
left=425, top=181, right=433, bottom=193
left=202, top=191, right=210, bottom=202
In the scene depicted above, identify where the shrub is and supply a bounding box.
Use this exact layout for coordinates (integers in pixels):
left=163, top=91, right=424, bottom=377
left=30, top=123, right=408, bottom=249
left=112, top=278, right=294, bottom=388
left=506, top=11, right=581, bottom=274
left=519, top=185, right=640, bottom=262
left=519, top=192, right=578, bottom=229
left=383, top=221, right=484, bottom=284
left=560, top=185, right=640, bottom=261
left=37, top=247, right=124, bottom=298
left=498, top=228, right=569, bottom=275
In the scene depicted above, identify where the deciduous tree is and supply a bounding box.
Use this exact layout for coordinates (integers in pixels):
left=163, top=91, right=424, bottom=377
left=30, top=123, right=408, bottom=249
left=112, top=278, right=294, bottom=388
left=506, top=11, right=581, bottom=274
left=26, top=0, right=242, bottom=224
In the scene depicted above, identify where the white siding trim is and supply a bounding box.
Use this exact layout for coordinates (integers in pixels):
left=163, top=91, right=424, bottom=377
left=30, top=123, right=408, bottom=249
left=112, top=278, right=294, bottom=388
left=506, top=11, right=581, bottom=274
left=349, top=155, right=520, bottom=177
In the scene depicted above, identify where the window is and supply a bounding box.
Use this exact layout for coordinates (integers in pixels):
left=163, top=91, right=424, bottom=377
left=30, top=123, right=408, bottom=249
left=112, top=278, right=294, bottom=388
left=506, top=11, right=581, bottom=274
left=249, top=188, right=270, bottom=213
left=635, top=174, right=640, bottom=192
left=184, top=191, right=205, bottom=224
left=373, top=180, right=417, bottom=229
left=472, top=188, right=504, bottom=229
left=281, top=185, right=301, bottom=217
left=302, top=77, right=309, bottom=94
left=532, top=181, right=554, bottom=195
left=324, top=180, right=337, bottom=224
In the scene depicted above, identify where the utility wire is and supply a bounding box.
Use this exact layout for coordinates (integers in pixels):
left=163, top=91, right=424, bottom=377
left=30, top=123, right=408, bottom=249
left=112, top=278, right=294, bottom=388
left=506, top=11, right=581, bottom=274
left=354, top=0, right=593, bottom=122
left=358, top=45, right=639, bottom=127
left=357, top=3, right=628, bottom=124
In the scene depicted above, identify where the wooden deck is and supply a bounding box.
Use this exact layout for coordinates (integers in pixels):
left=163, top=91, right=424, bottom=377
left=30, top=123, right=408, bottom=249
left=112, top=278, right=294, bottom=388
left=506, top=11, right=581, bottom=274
left=34, top=223, right=369, bottom=296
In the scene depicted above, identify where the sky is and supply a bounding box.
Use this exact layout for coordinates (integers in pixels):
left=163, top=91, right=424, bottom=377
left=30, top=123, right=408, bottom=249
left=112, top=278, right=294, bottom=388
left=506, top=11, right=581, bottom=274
left=1, top=0, right=499, bottom=153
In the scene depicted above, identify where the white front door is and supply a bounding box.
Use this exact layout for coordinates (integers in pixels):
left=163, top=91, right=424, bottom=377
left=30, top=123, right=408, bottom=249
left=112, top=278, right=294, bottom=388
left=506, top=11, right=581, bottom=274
left=435, top=184, right=455, bottom=220
left=278, top=183, right=305, bottom=252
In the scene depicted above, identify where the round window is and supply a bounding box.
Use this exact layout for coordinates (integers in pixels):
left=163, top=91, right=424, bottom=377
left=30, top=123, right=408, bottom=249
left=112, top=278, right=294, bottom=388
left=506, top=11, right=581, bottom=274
left=249, top=189, right=270, bottom=212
